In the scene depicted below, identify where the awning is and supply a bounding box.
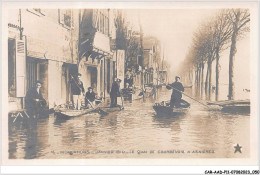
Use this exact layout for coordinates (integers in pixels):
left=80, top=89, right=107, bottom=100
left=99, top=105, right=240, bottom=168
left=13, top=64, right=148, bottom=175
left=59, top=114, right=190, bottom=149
left=92, top=32, right=112, bottom=56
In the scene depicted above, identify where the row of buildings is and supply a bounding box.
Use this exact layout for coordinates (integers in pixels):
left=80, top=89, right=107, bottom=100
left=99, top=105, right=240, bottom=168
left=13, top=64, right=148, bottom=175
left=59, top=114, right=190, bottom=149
left=8, top=9, right=168, bottom=111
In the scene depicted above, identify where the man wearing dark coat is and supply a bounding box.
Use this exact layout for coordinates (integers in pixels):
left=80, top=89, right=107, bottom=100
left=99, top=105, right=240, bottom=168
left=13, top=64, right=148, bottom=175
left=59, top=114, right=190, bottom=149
left=25, top=80, right=46, bottom=117
left=71, top=73, right=85, bottom=110
left=167, top=76, right=185, bottom=108
left=85, top=87, right=96, bottom=108
left=110, top=78, right=120, bottom=107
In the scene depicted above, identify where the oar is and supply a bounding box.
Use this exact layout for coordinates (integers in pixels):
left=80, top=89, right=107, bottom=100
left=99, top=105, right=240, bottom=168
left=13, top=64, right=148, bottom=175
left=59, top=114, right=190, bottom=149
left=70, top=74, right=107, bottom=115
left=85, top=97, right=108, bottom=115
left=166, top=85, right=210, bottom=108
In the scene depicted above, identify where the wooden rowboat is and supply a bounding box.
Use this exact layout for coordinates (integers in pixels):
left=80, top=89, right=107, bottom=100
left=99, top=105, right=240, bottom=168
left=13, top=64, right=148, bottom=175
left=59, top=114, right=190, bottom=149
left=99, top=106, right=123, bottom=113
left=54, top=102, right=106, bottom=118
left=54, top=103, right=122, bottom=119
left=153, top=100, right=190, bottom=116
left=54, top=107, right=99, bottom=119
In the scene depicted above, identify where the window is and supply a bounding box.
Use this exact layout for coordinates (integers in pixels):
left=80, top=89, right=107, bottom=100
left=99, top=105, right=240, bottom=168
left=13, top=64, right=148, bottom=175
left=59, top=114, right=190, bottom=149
left=64, top=10, right=72, bottom=27
left=93, top=9, right=99, bottom=30
left=92, top=9, right=109, bottom=35
left=105, top=16, right=109, bottom=35
left=100, top=13, right=104, bottom=33
left=59, top=9, right=74, bottom=29
left=26, top=58, right=38, bottom=91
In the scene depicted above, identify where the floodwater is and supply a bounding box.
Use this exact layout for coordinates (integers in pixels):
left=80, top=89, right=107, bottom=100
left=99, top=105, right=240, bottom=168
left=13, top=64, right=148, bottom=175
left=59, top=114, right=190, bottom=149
left=8, top=87, right=250, bottom=159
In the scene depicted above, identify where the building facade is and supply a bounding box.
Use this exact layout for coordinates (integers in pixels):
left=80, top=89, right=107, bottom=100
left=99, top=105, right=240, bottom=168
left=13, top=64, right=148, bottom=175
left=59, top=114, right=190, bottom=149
left=78, top=9, right=115, bottom=99
left=8, top=8, right=118, bottom=112
left=142, top=36, right=161, bottom=86
left=8, top=9, right=80, bottom=111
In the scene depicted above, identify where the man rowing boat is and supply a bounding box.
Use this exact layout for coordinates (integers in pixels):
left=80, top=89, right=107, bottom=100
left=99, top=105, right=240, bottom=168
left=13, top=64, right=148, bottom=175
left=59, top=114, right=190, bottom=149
left=167, top=76, right=190, bottom=108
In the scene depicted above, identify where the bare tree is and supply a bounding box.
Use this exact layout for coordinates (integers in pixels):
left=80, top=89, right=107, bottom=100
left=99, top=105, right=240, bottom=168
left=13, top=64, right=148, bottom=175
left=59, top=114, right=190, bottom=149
left=196, top=22, right=216, bottom=99
left=180, top=20, right=216, bottom=99
left=114, top=10, right=142, bottom=73
left=226, top=9, right=250, bottom=100
left=212, top=10, right=233, bottom=101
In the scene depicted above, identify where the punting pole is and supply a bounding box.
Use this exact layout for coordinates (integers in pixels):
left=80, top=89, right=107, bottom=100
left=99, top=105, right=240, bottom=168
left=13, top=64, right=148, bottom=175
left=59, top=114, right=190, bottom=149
left=167, top=85, right=210, bottom=108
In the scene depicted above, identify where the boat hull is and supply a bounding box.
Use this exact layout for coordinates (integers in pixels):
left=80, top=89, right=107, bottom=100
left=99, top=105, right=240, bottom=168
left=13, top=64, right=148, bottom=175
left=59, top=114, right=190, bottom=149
left=221, top=105, right=250, bottom=114
left=153, top=105, right=188, bottom=116
left=55, top=108, right=98, bottom=119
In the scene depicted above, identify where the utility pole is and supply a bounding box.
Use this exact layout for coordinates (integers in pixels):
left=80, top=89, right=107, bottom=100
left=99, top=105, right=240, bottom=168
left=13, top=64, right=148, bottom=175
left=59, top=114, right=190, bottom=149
left=19, top=9, right=23, bottom=40
left=138, top=12, right=145, bottom=101
left=77, top=9, right=81, bottom=66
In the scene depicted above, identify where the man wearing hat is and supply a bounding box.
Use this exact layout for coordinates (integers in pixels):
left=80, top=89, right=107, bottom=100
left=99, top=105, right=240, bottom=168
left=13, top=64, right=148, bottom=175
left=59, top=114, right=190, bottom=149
left=167, top=76, right=185, bottom=108
left=25, top=80, right=46, bottom=118
left=110, top=78, right=121, bottom=107
left=70, top=73, right=85, bottom=110
left=85, top=87, right=96, bottom=109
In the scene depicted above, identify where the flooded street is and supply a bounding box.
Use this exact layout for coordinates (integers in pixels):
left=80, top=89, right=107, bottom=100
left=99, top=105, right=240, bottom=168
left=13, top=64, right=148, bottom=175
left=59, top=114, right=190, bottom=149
left=9, top=88, right=250, bottom=159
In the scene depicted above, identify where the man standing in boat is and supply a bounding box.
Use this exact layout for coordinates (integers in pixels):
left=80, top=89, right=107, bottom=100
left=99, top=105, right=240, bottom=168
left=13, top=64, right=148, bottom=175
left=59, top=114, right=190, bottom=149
left=25, top=80, right=46, bottom=118
left=167, top=76, right=185, bottom=108
left=70, top=73, right=85, bottom=110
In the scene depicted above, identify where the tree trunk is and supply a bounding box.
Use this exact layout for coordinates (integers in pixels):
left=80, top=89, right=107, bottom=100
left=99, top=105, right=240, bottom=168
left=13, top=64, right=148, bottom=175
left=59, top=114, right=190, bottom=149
left=198, top=64, right=201, bottom=95
left=205, top=62, right=209, bottom=95
left=201, top=62, right=204, bottom=98
left=196, top=68, right=198, bottom=88
left=189, top=69, right=192, bottom=84
left=195, top=69, right=199, bottom=96
left=228, top=30, right=238, bottom=100
left=215, top=47, right=220, bottom=101
left=208, top=60, right=212, bottom=100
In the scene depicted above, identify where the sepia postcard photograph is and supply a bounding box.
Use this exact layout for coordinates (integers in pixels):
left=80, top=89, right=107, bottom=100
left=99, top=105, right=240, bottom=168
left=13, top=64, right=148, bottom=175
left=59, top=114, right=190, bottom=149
left=1, top=1, right=259, bottom=168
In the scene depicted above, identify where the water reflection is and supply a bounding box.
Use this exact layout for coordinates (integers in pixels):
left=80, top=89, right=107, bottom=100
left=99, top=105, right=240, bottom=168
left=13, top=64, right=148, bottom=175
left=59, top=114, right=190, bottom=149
left=9, top=88, right=250, bottom=159
left=152, top=113, right=184, bottom=128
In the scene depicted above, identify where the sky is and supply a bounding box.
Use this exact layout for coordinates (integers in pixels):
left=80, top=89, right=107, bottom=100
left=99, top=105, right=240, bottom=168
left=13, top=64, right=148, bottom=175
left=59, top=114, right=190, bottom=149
left=125, top=9, right=250, bottom=99
left=126, top=9, right=218, bottom=72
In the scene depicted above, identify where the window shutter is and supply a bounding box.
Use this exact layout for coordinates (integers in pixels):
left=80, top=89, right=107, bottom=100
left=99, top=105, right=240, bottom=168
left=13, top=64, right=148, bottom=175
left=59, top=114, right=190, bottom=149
left=16, top=40, right=26, bottom=97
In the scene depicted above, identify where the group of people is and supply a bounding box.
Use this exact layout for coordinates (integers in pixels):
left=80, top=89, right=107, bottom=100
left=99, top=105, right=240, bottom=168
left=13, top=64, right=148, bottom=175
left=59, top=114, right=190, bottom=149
left=24, top=73, right=99, bottom=117
left=24, top=71, right=189, bottom=118
left=25, top=72, right=124, bottom=117
left=71, top=73, right=123, bottom=109
left=70, top=73, right=99, bottom=110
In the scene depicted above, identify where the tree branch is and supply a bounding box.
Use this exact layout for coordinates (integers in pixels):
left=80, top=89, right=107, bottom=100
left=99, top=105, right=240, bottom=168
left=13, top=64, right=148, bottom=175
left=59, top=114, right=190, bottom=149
left=238, top=19, right=250, bottom=31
